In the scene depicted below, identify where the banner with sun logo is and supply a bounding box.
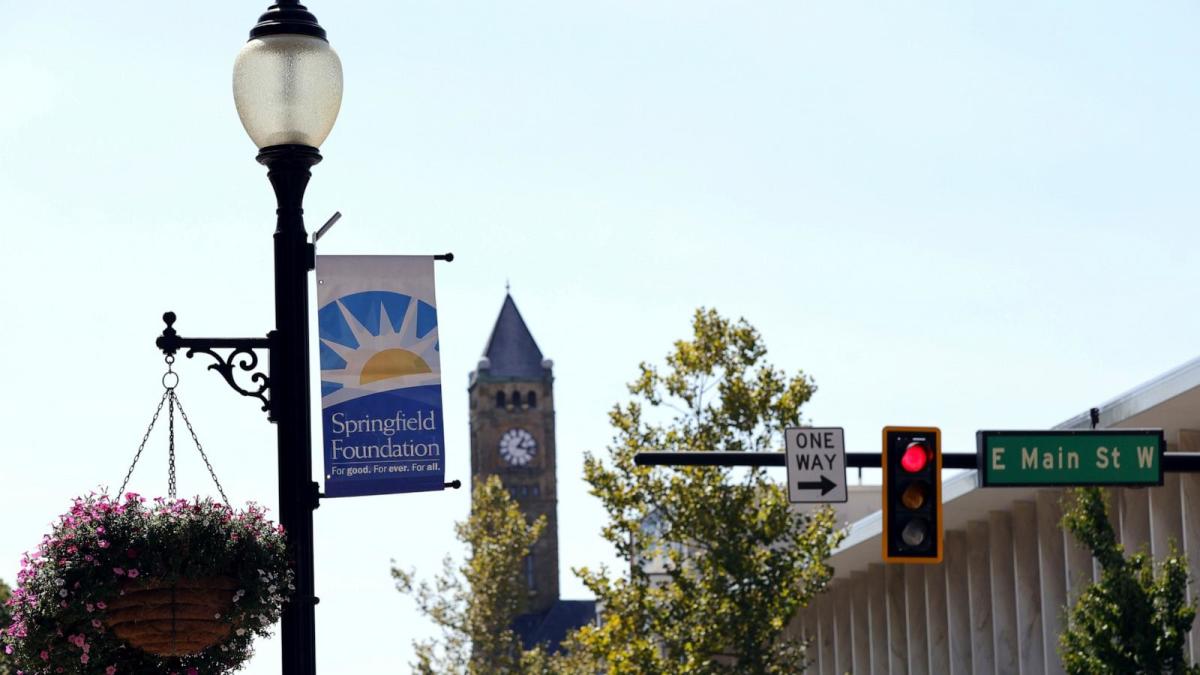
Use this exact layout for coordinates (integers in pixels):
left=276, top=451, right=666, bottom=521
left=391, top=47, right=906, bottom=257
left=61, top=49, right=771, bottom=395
left=316, top=255, right=445, bottom=497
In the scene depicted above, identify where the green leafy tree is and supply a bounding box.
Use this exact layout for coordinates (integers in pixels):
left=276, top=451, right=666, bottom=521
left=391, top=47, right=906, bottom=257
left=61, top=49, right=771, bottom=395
left=0, top=578, right=13, bottom=675
left=394, top=474, right=552, bottom=674
left=570, top=308, right=844, bottom=674
left=1060, top=486, right=1199, bottom=674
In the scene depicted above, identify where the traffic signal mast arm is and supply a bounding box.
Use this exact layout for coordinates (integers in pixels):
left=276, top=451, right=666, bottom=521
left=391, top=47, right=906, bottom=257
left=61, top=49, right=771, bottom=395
left=633, top=452, right=974, bottom=469
left=633, top=451, right=1200, bottom=472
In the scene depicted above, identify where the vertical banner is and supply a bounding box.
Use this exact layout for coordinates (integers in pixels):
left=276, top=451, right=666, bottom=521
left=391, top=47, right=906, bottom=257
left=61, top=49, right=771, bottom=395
left=316, top=255, right=445, bottom=497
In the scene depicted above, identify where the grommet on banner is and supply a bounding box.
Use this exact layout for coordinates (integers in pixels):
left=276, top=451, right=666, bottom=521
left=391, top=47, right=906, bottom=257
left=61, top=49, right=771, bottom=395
left=434, top=253, right=454, bottom=262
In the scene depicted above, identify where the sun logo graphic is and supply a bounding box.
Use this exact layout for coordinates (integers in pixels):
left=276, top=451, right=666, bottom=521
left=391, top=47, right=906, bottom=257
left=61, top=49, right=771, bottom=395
left=318, top=290, right=441, bottom=405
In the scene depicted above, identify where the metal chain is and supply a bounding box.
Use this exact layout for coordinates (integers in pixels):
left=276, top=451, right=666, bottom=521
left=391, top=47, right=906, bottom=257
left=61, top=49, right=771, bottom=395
left=167, top=393, right=177, bottom=500
left=119, top=355, right=231, bottom=506
left=118, top=389, right=171, bottom=496
left=173, top=392, right=231, bottom=506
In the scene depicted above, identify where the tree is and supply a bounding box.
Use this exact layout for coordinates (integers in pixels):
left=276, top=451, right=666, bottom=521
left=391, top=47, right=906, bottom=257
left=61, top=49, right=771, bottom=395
left=394, top=474, right=552, bottom=674
left=0, top=578, right=14, bottom=675
left=570, top=308, right=844, bottom=674
left=1060, top=486, right=1199, bottom=674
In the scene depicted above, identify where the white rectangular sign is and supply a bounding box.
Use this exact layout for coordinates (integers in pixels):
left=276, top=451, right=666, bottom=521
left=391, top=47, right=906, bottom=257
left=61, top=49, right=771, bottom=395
left=785, top=427, right=848, bottom=503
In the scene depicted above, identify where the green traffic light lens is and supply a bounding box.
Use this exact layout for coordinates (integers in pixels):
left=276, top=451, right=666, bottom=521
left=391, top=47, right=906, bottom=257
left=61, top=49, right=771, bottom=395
left=901, top=519, right=929, bottom=548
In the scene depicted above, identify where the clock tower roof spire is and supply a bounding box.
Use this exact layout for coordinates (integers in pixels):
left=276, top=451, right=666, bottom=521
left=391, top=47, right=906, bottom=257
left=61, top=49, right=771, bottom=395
left=481, top=293, right=546, bottom=380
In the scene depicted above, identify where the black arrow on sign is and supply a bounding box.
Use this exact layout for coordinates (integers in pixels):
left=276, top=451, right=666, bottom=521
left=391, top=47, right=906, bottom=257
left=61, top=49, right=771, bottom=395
left=796, top=475, right=837, bottom=496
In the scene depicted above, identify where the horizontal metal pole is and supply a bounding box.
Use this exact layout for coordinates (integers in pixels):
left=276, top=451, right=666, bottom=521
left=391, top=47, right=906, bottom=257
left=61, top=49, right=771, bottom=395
left=634, top=451, right=1200, bottom=472
left=633, top=452, right=786, bottom=467
left=1165, top=454, right=1200, bottom=472
left=183, top=336, right=271, bottom=348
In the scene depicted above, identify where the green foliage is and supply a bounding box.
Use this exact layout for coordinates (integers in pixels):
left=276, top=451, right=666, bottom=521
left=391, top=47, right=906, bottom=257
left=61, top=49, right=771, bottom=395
left=394, top=474, right=552, bottom=674
left=0, top=578, right=14, bottom=675
left=1060, top=487, right=1199, bottom=674
left=570, top=308, right=844, bottom=674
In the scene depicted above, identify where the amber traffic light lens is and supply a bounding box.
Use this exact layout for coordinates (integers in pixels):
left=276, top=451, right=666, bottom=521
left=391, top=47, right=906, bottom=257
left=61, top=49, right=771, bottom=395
left=901, top=482, right=928, bottom=510
left=900, top=442, right=929, bottom=473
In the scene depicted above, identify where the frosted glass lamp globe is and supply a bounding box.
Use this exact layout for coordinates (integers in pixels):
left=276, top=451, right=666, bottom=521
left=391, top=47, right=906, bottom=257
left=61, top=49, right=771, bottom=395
left=232, top=34, right=343, bottom=149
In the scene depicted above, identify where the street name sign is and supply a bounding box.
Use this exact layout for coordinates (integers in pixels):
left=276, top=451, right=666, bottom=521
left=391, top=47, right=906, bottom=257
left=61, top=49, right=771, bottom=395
left=786, top=427, right=848, bottom=503
left=977, top=429, right=1165, bottom=487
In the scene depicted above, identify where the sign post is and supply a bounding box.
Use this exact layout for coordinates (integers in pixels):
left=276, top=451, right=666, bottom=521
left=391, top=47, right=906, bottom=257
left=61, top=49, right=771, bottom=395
left=977, top=429, right=1165, bottom=487
left=785, top=427, right=848, bottom=503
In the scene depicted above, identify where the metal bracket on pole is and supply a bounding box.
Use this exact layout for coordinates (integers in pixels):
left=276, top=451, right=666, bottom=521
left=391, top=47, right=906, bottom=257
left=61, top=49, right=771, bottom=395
left=311, top=211, right=341, bottom=244
left=156, top=312, right=273, bottom=416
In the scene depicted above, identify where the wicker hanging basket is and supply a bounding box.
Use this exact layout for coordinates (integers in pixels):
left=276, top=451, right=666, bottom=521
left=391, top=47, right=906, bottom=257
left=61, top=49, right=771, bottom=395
left=103, top=576, right=238, bottom=657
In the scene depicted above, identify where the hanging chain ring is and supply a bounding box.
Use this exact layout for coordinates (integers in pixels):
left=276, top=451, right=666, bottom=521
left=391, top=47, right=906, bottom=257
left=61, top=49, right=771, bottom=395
left=162, top=355, right=179, bottom=390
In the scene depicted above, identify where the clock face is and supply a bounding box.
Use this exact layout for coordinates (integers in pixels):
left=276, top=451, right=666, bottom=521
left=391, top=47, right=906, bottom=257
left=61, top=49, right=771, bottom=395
left=499, top=428, right=537, bottom=466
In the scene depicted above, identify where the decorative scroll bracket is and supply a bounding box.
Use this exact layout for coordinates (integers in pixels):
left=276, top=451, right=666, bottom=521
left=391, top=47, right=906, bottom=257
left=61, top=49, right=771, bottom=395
left=156, top=312, right=273, bottom=416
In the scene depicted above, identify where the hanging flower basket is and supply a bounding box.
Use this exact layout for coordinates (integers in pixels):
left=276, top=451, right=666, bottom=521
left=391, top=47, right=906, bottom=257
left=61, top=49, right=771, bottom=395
left=2, top=493, right=294, bottom=674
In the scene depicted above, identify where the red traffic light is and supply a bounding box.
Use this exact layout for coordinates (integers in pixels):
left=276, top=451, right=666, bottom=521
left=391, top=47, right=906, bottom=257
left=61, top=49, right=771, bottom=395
left=883, top=427, right=943, bottom=564
left=900, top=442, right=929, bottom=473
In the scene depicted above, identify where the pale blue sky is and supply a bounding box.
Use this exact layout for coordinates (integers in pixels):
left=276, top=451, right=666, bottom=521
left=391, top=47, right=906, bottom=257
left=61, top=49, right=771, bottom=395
left=2, top=1, right=1199, bottom=672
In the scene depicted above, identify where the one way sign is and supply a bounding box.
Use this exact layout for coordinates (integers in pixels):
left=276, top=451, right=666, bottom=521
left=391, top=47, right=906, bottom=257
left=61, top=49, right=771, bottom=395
left=785, top=427, right=848, bottom=504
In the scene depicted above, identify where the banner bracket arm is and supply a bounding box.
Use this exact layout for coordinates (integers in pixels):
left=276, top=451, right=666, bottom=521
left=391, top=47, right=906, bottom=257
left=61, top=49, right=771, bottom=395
left=312, top=211, right=342, bottom=244
left=155, top=311, right=273, bottom=416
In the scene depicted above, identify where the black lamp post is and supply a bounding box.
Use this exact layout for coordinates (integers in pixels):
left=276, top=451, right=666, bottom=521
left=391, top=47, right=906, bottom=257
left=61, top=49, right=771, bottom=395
left=233, top=5, right=341, bottom=673
left=155, top=2, right=342, bottom=673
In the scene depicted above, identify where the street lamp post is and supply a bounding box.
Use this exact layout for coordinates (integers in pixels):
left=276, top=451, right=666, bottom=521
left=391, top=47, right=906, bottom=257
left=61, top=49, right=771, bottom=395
left=156, top=2, right=342, bottom=673
left=233, top=5, right=341, bottom=673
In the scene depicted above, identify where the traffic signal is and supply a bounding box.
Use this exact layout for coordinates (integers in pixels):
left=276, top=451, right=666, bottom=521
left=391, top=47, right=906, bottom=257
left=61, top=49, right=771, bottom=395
left=882, top=426, right=942, bottom=563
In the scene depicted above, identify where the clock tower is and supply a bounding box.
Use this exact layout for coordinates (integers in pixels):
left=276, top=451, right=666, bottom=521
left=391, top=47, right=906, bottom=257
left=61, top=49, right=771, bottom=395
left=468, top=293, right=559, bottom=614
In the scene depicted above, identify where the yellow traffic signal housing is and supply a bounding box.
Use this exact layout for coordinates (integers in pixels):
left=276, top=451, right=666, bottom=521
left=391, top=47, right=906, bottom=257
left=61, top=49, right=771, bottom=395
left=882, top=426, right=943, bottom=564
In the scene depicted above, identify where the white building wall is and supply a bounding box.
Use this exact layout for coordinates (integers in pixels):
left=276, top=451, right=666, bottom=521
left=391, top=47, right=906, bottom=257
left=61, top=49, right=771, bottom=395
left=801, top=482, right=1199, bottom=673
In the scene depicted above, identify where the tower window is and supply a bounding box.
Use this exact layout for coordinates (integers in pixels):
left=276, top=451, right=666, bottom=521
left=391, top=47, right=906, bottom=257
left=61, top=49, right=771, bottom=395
left=495, top=391, right=506, bottom=408
left=525, top=555, right=536, bottom=590
left=527, top=391, right=537, bottom=409
left=511, top=391, right=522, bottom=407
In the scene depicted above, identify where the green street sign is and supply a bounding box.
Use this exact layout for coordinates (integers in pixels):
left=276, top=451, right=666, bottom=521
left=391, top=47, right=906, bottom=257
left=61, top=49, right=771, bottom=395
left=977, top=429, right=1165, bottom=487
